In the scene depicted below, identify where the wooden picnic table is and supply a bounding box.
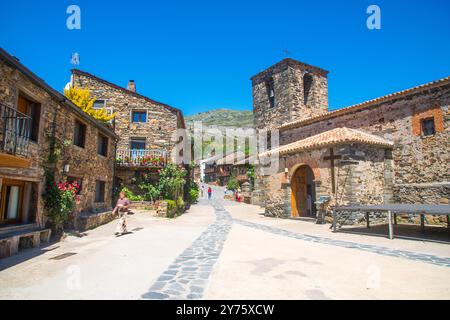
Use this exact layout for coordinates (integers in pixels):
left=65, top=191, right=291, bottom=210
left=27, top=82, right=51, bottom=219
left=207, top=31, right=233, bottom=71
left=333, top=204, right=450, bottom=240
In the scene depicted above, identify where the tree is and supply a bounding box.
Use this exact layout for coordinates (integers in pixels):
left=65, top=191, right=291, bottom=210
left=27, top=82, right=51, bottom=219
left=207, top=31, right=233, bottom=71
left=158, top=164, right=187, bottom=200
left=64, top=86, right=115, bottom=122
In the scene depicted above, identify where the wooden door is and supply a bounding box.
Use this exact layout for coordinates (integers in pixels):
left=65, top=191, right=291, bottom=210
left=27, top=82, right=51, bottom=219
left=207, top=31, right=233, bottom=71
left=0, top=179, right=24, bottom=225
left=291, top=167, right=308, bottom=217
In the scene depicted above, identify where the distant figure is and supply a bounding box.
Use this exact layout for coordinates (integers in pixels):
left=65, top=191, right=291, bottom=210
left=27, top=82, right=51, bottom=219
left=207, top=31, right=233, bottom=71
left=208, top=187, right=212, bottom=200
left=201, top=185, right=204, bottom=198
left=113, top=191, right=131, bottom=235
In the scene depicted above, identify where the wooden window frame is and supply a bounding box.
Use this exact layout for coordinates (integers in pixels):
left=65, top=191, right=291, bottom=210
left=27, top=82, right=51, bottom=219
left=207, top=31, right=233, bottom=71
left=131, top=110, right=147, bottom=123
left=94, top=180, right=106, bottom=203
left=130, top=137, right=146, bottom=150
left=93, top=99, right=107, bottom=110
left=73, top=119, right=87, bottom=148
left=0, top=179, right=25, bottom=225
left=97, top=133, right=109, bottom=157
left=17, top=93, right=41, bottom=143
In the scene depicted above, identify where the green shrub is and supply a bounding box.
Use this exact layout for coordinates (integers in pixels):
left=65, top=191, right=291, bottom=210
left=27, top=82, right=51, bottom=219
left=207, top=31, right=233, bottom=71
left=188, top=188, right=199, bottom=204
left=227, top=176, right=239, bottom=191
left=176, top=196, right=185, bottom=212
left=139, top=184, right=160, bottom=202
left=166, top=199, right=177, bottom=218
left=159, top=164, right=187, bottom=200
left=122, top=187, right=144, bottom=201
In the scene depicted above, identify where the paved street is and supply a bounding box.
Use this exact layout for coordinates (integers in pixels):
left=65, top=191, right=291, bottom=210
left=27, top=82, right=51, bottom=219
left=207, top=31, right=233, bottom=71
left=1, top=186, right=449, bottom=300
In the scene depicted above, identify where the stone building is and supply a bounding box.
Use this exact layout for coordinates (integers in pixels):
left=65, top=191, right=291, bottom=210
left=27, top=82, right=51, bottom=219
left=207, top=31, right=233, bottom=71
left=253, top=58, right=450, bottom=220
left=71, top=70, right=185, bottom=191
left=0, top=48, right=118, bottom=255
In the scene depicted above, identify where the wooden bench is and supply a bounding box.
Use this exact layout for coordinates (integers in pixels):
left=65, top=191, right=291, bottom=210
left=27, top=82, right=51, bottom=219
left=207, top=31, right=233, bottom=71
left=0, top=227, right=51, bottom=258
left=333, top=204, right=450, bottom=240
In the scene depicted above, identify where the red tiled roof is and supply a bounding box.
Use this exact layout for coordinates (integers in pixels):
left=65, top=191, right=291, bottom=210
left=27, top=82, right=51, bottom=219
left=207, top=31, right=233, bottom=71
left=279, top=76, right=450, bottom=130
left=260, top=127, right=393, bottom=157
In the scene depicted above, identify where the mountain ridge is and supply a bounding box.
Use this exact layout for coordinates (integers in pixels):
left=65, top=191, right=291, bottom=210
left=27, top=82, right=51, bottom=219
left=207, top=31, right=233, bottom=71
left=185, top=108, right=254, bottom=129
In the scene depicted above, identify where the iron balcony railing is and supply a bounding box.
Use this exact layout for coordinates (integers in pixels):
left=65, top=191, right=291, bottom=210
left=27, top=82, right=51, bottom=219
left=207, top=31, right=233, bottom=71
left=0, top=103, right=31, bottom=157
left=115, top=149, right=167, bottom=167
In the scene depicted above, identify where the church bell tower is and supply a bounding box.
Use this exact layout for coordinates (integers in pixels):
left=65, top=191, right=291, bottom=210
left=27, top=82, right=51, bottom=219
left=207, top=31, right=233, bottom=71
left=251, top=58, right=329, bottom=130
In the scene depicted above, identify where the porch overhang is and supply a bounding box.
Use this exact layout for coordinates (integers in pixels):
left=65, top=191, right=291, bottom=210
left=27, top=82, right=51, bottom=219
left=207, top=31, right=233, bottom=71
left=260, top=127, right=394, bottom=157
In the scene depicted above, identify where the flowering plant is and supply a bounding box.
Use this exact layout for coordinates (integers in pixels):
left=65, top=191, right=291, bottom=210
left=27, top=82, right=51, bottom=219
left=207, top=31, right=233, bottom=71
left=139, top=156, right=165, bottom=167
left=44, top=181, right=79, bottom=235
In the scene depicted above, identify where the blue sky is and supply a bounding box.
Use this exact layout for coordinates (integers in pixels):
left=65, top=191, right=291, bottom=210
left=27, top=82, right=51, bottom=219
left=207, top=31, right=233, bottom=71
left=1, top=0, right=449, bottom=116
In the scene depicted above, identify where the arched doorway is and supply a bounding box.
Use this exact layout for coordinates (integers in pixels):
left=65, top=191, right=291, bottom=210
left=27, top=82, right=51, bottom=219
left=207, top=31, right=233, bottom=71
left=290, top=165, right=316, bottom=218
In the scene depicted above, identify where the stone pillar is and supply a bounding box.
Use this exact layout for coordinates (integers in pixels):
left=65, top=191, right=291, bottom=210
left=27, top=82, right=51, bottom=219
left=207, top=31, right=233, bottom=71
left=283, top=182, right=292, bottom=218
left=383, top=149, right=394, bottom=203
left=22, top=182, right=31, bottom=223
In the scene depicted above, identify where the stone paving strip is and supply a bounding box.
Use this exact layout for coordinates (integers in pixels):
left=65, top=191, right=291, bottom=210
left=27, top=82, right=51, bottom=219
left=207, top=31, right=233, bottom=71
left=233, top=218, right=450, bottom=268
left=143, top=197, right=449, bottom=300
left=142, top=201, right=233, bottom=300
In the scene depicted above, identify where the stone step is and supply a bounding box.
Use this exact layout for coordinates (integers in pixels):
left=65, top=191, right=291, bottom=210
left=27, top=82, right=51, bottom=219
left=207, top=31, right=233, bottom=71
left=0, top=227, right=51, bottom=258
left=0, top=223, right=37, bottom=236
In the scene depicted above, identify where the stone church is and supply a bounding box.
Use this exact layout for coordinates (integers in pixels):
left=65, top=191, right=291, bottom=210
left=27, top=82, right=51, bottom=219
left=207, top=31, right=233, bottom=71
left=252, top=58, right=449, bottom=219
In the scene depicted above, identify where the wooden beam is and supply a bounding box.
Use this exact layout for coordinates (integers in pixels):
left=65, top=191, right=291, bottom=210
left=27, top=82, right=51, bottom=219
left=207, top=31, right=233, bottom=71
left=0, top=153, right=31, bottom=168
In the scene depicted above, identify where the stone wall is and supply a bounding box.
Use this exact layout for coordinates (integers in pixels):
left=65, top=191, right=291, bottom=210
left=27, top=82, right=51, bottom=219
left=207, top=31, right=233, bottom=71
left=252, top=59, right=328, bottom=130
left=71, top=70, right=182, bottom=155
left=280, top=83, right=450, bottom=205
left=0, top=59, right=116, bottom=228
left=261, top=144, right=390, bottom=218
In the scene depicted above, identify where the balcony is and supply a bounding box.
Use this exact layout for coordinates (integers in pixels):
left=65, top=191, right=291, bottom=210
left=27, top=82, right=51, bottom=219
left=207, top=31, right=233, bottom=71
left=0, top=103, right=31, bottom=168
left=115, top=149, right=167, bottom=168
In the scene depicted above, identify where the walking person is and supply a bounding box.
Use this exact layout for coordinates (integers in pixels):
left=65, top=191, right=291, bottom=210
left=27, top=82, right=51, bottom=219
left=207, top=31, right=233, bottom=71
left=207, top=186, right=212, bottom=200
left=113, top=191, right=131, bottom=236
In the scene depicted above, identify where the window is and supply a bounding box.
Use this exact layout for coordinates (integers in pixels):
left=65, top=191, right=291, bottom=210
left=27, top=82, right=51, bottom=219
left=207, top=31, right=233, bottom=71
left=303, top=73, right=313, bottom=106
left=95, top=180, right=106, bottom=203
left=130, top=137, right=146, bottom=150
left=93, top=100, right=106, bottom=109
left=266, top=78, right=275, bottom=108
left=412, top=106, right=444, bottom=136
left=97, top=133, right=109, bottom=156
left=67, top=176, right=83, bottom=195
left=17, top=94, right=41, bottom=142
left=73, top=120, right=86, bottom=148
left=421, top=118, right=436, bottom=136
left=0, top=179, right=24, bottom=224
left=132, top=110, right=147, bottom=123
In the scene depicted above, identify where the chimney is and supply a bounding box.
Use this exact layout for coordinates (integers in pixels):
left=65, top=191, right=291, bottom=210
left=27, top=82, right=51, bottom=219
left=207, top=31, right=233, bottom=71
left=127, top=80, right=136, bottom=92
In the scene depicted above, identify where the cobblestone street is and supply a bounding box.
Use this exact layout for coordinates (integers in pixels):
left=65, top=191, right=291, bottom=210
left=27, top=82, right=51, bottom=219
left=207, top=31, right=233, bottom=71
left=1, top=187, right=449, bottom=300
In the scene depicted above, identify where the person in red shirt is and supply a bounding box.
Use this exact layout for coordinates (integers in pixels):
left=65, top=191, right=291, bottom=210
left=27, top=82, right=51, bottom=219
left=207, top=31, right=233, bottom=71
left=207, top=187, right=212, bottom=200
